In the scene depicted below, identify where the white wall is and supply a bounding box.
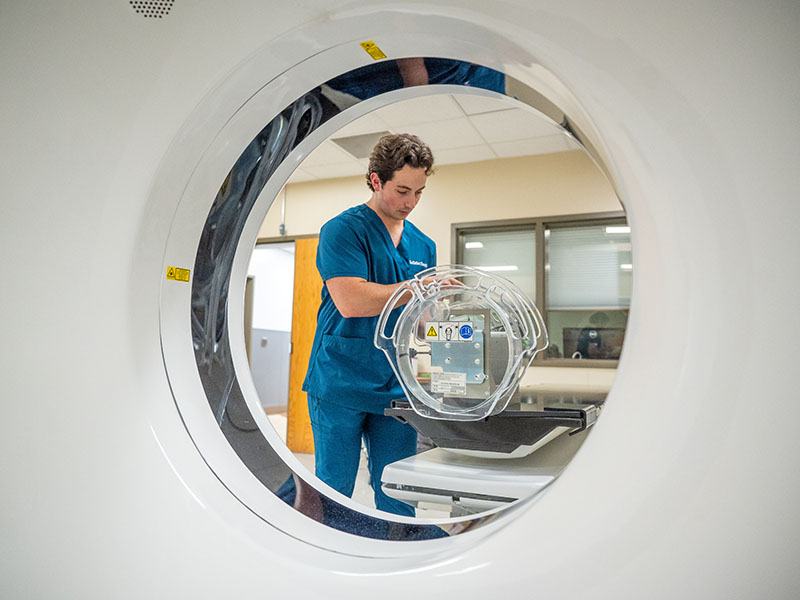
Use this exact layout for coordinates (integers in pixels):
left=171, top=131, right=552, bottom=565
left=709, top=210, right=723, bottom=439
left=247, top=242, right=295, bottom=332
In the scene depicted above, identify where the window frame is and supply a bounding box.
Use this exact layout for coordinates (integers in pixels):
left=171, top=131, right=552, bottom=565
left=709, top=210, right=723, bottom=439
left=452, top=210, right=628, bottom=368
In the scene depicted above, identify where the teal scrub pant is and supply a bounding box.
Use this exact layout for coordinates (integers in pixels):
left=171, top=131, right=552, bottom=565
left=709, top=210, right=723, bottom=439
left=308, top=395, right=417, bottom=516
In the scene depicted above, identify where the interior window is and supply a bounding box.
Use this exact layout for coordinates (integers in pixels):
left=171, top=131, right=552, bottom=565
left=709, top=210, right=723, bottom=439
left=457, top=217, right=631, bottom=365
left=545, top=223, right=632, bottom=361
left=461, top=229, right=536, bottom=297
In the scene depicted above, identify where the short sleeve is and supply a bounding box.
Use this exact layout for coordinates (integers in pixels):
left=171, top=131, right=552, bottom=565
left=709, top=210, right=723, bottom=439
left=317, top=216, right=369, bottom=281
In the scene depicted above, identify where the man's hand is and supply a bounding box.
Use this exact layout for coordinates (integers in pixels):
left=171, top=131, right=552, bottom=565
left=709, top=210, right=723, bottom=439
left=421, top=275, right=463, bottom=288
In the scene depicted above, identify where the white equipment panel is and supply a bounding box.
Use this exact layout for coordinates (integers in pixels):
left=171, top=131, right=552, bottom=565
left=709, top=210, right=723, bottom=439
left=382, top=447, right=563, bottom=513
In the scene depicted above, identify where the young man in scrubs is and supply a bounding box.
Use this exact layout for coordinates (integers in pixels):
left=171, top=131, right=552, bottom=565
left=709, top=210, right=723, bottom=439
left=302, top=133, right=436, bottom=516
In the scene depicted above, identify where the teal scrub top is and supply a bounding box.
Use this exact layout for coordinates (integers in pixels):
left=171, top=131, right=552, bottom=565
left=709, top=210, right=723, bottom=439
left=302, top=204, right=436, bottom=413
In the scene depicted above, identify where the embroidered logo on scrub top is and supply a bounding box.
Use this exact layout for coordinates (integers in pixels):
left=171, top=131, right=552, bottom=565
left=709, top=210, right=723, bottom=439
left=409, top=260, right=428, bottom=267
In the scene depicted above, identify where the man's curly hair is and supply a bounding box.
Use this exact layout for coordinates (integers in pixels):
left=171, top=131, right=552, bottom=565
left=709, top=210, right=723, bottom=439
left=366, top=133, right=434, bottom=190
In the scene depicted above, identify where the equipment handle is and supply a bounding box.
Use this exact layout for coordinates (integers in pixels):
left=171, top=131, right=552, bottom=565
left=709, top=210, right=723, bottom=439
left=373, top=281, right=416, bottom=351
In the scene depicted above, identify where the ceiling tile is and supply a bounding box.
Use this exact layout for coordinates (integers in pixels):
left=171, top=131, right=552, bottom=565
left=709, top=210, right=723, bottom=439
left=469, top=108, right=562, bottom=143
left=286, top=94, right=582, bottom=184
left=491, top=134, right=576, bottom=158
left=331, top=131, right=391, bottom=159
left=333, top=112, right=391, bottom=137
left=408, top=117, right=485, bottom=149
left=453, top=94, right=512, bottom=115
left=375, top=94, right=463, bottom=128
left=301, top=140, right=354, bottom=166
left=434, top=144, right=496, bottom=166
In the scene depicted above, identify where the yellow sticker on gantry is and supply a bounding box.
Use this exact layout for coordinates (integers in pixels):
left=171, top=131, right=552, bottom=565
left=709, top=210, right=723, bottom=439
left=166, top=266, right=191, bottom=282
left=425, top=323, right=439, bottom=340
left=360, top=41, right=387, bottom=61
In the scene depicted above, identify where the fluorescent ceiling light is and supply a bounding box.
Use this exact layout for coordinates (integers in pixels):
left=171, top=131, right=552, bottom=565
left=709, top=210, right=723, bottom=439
left=481, top=265, right=519, bottom=272
left=465, top=242, right=484, bottom=249
left=605, top=226, right=631, bottom=234
left=620, top=264, right=633, bottom=270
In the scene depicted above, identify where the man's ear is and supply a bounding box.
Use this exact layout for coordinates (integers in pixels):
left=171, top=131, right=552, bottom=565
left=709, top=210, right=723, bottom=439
left=369, top=172, right=382, bottom=191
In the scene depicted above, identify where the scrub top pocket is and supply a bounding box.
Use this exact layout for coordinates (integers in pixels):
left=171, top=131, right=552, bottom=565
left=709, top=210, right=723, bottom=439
left=318, top=334, right=397, bottom=400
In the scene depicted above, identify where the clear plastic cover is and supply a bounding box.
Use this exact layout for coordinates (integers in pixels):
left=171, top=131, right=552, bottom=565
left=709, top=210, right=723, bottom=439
left=375, top=265, right=548, bottom=421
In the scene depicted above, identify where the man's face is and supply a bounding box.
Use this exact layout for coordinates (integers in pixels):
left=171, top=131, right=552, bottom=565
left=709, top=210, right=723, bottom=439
left=370, top=164, right=428, bottom=222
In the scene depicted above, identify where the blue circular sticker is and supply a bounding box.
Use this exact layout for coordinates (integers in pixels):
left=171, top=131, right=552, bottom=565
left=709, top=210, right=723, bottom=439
left=459, top=324, right=473, bottom=339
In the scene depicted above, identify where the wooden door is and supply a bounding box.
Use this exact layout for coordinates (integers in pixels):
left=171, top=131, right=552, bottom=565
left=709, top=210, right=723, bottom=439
left=286, top=237, right=322, bottom=453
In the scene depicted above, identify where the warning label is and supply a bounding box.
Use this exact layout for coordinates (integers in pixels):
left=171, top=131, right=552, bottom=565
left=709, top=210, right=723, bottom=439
left=431, top=372, right=467, bottom=396
left=426, top=321, right=474, bottom=342
left=360, top=41, right=387, bottom=61
left=166, top=266, right=191, bottom=282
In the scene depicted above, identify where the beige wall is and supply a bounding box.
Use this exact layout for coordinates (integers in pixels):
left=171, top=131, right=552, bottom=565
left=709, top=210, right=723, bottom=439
left=259, top=150, right=621, bottom=257
left=259, top=150, right=622, bottom=389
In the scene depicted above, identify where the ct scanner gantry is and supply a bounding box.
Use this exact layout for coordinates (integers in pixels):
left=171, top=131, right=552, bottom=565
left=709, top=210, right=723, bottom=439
left=1, top=1, right=799, bottom=598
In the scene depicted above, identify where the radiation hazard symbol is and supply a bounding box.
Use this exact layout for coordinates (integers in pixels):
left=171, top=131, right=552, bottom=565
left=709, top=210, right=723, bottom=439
left=425, top=323, right=439, bottom=340
left=166, top=266, right=191, bottom=283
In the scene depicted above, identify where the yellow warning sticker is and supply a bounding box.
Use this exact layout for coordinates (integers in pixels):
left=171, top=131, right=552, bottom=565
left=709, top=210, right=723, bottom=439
left=166, top=266, right=191, bottom=282
left=425, top=323, right=439, bottom=340
left=360, top=41, right=387, bottom=61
